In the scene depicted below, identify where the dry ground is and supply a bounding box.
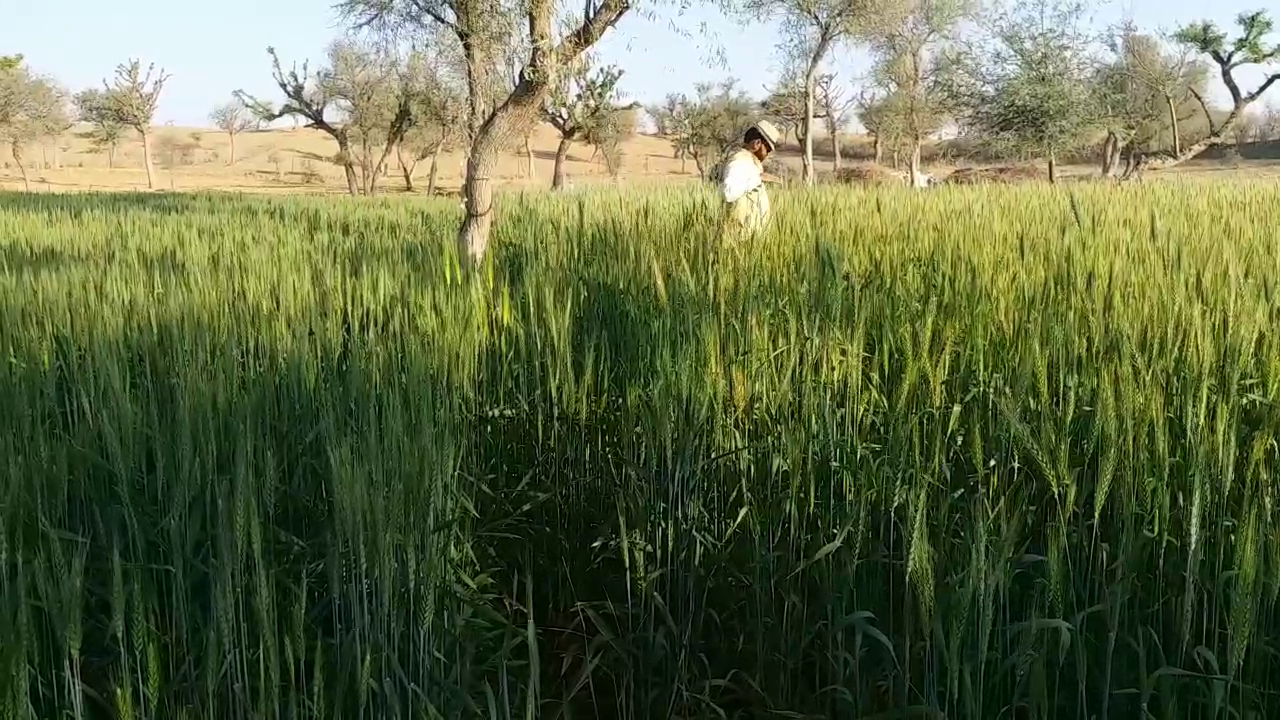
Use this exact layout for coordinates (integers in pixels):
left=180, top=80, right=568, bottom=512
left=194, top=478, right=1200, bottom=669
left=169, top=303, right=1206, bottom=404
left=2, top=121, right=1278, bottom=194
left=0, top=122, right=705, bottom=195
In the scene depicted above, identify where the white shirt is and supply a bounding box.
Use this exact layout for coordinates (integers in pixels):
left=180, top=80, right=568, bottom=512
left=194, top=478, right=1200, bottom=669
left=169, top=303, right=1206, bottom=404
left=720, top=149, right=770, bottom=227
left=721, top=149, right=763, bottom=202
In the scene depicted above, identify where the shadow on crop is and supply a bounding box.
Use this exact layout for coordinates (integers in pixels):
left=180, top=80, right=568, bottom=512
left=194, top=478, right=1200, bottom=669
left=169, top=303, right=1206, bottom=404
left=0, top=190, right=216, bottom=219
left=0, top=242, right=188, bottom=278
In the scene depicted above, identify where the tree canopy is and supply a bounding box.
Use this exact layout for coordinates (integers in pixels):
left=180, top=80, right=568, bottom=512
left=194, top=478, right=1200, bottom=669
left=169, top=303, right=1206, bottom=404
left=0, top=56, right=70, bottom=189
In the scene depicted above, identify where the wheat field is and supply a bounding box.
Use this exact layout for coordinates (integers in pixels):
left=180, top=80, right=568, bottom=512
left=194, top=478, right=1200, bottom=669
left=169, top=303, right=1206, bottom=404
left=1, top=181, right=1278, bottom=718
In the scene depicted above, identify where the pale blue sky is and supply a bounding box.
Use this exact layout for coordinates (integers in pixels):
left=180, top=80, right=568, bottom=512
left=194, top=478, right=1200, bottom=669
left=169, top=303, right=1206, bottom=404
left=2, top=0, right=1274, bottom=126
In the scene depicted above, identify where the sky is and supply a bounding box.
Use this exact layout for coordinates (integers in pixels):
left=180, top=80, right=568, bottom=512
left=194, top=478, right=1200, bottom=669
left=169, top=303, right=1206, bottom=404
left=1, top=0, right=1274, bottom=127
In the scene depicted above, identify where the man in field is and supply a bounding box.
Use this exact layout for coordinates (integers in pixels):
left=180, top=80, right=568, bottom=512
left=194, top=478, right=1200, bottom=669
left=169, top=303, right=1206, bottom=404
left=718, top=120, right=782, bottom=244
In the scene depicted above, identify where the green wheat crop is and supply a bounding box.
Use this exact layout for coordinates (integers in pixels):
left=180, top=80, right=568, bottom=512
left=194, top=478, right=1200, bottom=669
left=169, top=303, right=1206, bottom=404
left=0, top=180, right=1278, bottom=719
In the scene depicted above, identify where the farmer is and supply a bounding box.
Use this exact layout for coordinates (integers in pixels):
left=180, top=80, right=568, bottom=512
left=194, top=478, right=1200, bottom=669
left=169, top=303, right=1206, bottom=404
left=718, top=120, right=782, bottom=244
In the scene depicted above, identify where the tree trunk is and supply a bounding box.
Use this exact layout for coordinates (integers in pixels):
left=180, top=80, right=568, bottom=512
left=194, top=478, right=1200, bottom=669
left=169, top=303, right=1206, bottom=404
left=397, top=144, right=417, bottom=192
left=336, top=137, right=359, bottom=196
left=1167, top=96, right=1182, bottom=156
left=831, top=129, right=842, bottom=171
left=344, top=161, right=360, bottom=196
left=800, top=34, right=836, bottom=186
left=1122, top=107, right=1251, bottom=179
left=458, top=87, right=542, bottom=266
left=455, top=0, right=633, bottom=265
left=1101, top=131, right=1121, bottom=176
left=12, top=144, right=29, bottom=192
left=1120, top=141, right=1138, bottom=178
left=552, top=136, right=572, bottom=190
left=228, top=132, right=237, bottom=165
left=873, top=134, right=882, bottom=164
left=459, top=150, right=498, bottom=265
left=525, top=136, right=536, bottom=178
left=1047, top=153, right=1057, bottom=184
left=140, top=130, right=156, bottom=190
left=366, top=161, right=381, bottom=197
left=369, top=127, right=410, bottom=197
left=108, top=144, right=116, bottom=169
left=908, top=141, right=922, bottom=187
left=427, top=143, right=443, bottom=196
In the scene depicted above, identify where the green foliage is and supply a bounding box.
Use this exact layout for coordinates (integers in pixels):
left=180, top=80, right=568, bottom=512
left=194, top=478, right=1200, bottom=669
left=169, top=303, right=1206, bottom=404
left=0, top=58, right=69, bottom=149
left=760, top=73, right=813, bottom=142
left=240, top=42, right=421, bottom=195
left=1174, top=10, right=1278, bottom=65
left=73, top=88, right=126, bottom=158
left=856, top=88, right=897, bottom=141
left=1172, top=10, right=1280, bottom=116
left=235, top=48, right=330, bottom=132
left=543, top=55, right=638, bottom=178
left=100, top=58, right=169, bottom=132
left=543, top=55, right=629, bottom=146
left=400, top=47, right=466, bottom=160
left=2, top=181, right=1280, bottom=717
left=980, top=69, right=1097, bottom=155
left=652, top=78, right=760, bottom=177
left=857, top=0, right=968, bottom=154
left=1094, top=28, right=1216, bottom=155
left=945, top=0, right=1101, bottom=170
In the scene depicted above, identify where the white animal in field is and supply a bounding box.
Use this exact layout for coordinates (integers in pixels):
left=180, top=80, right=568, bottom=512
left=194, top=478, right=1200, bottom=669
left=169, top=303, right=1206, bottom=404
left=910, top=171, right=937, bottom=188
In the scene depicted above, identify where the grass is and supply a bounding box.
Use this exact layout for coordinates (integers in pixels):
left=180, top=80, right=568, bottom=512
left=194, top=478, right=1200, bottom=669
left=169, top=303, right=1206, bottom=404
left=0, top=180, right=1278, bottom=719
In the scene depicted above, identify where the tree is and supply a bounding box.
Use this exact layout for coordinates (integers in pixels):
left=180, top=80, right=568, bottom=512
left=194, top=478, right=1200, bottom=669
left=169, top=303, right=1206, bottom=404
left=541, top=54, right=637, bottom=190
left=324, top=39, right=417, bottom=196
left=856, top=86, right=903, bottom=163
left=209, top=98, right=254, bottom=165
left=589, top=104, right=639, bottom=175
left=1122, top=10, right=1280, bottom=176
left=246, top=99, right=277, bottom=130
left=339, top=0, right=667, bottom=265
left=73, top=89, right=125, bottom=168
left=0, top=57, right=69, bottom=191
left=742, top=0, right=873, bottom=184
left=397, top=48, right=467, bottom=194
left=72, top=89, right=125, bottom=168
left=760, top=72, right=819, bottom=145
left=1258, top=102, right=1280, bottom=140
left=860, top=0, right=969, bottom=184
left=648, top=93, right=699, bottom=170
left=237, top=40, right=417, bottom=197
left=101, top=59, right=169, bottom=190
left=678, top=78, right=761, bottom=178
left=944, top=0, right=1102, bottom=182
left=237, top=48, right=359, bottom=195
left=155, top=133, right=199, bottom=172
left=814, top=72, right=855, bottom=168
left=1093, top=25, right=1207, bottom=175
